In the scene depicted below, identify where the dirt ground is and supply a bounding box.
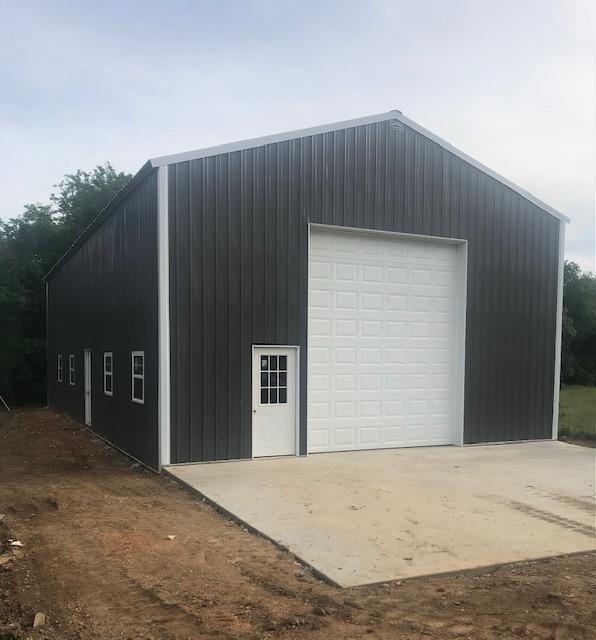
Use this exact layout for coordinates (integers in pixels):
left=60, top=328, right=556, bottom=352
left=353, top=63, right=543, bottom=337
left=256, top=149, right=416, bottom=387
left=0, top=409, right=594, bottom=640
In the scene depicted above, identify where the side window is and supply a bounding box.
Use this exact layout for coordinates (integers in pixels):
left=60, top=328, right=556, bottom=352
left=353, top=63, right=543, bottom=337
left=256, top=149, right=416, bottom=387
left=68, top=354, right=75, bottom=386
left=104, top=352, right=113, bottom=396
left=57, top=355, right=63, bottom=382
left=131, top=351, right=144, bottom=404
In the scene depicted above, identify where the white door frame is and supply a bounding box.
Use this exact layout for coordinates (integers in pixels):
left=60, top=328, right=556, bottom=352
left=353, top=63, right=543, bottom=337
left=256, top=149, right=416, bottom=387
left=251, top=345, right=300, bottom=458
left=307, top=223, right=468, bottom=451
left=84, top=348, right=92, bottom=426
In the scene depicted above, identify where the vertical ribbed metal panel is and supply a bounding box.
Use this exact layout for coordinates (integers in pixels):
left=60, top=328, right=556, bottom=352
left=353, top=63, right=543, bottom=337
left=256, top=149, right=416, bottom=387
left=168, top=120, right=561, bottom=462
left=47, top=170, right=159, bottom=469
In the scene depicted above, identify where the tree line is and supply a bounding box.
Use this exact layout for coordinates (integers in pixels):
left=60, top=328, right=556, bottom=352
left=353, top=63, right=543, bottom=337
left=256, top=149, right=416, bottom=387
left=0, top=164, right=130, bottom=404
left=0, top=164, right=594, bottom=405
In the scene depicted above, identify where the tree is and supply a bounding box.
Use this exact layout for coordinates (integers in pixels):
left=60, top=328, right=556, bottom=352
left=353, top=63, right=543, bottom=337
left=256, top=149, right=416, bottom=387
left=562, top=261, right=596, bottom=385
left=0, top=164, right=131, bottom=404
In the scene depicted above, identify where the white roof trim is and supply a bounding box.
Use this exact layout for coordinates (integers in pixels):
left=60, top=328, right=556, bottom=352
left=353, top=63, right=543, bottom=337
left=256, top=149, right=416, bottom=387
left=150, top=110, right=569, bottom=224
left=394, top=112, right=569, bottom=223
left=149, top=112, right=397, bottom=167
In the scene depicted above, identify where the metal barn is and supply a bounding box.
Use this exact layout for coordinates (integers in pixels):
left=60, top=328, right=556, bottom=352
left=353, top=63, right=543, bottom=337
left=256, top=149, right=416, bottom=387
left=45, top=111, right=568, bottom=471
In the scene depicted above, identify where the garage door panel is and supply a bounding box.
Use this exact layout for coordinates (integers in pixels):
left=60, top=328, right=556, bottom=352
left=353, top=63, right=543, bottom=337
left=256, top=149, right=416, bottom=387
left=308, top=228, right=463, bottom=453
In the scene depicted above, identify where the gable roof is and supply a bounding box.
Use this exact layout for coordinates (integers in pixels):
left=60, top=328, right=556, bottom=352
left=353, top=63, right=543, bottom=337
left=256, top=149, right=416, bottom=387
left=44, top=110, right=568, bottom=280
left=149, top=110, right=569, bottom=223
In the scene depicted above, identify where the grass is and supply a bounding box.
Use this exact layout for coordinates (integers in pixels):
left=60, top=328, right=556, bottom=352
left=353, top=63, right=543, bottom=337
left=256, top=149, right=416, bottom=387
left=559, top=385, right=596, bottom=443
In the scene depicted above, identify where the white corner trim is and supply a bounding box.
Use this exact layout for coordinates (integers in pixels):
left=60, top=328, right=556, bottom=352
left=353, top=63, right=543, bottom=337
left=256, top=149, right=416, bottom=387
left=157, top=165, right=171, bottom=467
left=551, top=221, right=566, bottom=439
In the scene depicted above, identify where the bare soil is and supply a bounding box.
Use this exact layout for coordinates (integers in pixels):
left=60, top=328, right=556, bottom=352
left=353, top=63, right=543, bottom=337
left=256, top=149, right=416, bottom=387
left=0, top=408, right=594, bottom=640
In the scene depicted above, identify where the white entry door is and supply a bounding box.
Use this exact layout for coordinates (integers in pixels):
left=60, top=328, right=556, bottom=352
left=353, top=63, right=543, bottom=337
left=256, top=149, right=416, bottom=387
left=252, top=347, right=298, bottom=457
left=84, top=348, right=92, bottom=426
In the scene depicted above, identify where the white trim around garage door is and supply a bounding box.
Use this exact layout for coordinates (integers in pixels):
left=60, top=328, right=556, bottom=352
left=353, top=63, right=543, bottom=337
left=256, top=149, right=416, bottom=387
left=307, top=223, right=468, bottom=451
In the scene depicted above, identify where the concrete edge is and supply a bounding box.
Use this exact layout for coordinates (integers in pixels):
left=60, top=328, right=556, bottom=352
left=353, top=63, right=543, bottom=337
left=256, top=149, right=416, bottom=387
left=162, top=467, right=343, bottom=588
left=163, top=467, right=596, bottom=590
left=347, top=550, right=596, bottom=590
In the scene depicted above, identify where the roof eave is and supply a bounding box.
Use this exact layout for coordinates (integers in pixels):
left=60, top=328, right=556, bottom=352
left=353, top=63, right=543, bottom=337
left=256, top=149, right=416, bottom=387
left=44, top=161, right=155, bottom=281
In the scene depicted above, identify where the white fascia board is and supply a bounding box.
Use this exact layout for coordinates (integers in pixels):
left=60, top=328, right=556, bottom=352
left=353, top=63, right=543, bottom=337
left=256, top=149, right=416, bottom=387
left=149, top=111, right=398, bottom=167
left=150, top=110, right=569, bottom=225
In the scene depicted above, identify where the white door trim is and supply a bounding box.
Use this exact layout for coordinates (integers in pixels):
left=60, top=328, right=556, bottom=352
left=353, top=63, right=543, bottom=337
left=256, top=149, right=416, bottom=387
left=307, top=223, right=468, bottom=451
left=251, top=345, right=300, bottom=458
left=84, top=348, right=92, bottom=426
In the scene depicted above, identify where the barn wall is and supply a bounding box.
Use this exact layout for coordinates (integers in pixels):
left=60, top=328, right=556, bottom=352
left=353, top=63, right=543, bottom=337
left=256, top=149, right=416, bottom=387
left=167, top=118, right=561, bottom=463
left=47, top=169, right=159, bottom=469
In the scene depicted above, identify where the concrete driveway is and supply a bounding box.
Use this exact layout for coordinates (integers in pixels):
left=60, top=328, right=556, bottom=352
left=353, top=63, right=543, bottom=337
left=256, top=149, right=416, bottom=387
left=166, top=441, right=595, bottom=587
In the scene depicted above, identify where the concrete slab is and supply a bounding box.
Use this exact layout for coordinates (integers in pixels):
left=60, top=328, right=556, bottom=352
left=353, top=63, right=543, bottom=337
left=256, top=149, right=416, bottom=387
left=166, top=442, right=596, bottom=587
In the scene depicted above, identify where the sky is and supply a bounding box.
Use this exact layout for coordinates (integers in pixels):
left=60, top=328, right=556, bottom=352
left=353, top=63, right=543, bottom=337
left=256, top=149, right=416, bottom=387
left=1, top=0, right=594, bottom=271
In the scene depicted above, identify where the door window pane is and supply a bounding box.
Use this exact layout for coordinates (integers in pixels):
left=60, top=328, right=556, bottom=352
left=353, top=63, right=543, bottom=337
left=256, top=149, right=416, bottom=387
left=258, top=352, right=288, bottom=405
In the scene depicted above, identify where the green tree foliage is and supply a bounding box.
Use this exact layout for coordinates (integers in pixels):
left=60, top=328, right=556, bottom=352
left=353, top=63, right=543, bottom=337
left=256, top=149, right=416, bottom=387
left=562, top=261, right=596, bottom=385
left=0, top=164, right=131, bottom=404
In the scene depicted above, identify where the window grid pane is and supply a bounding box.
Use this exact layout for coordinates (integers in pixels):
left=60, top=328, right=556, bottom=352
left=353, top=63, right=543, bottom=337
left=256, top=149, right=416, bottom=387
left=259, top=353, right=288, bottom=405
left=131, top=352, right=144, bottom=403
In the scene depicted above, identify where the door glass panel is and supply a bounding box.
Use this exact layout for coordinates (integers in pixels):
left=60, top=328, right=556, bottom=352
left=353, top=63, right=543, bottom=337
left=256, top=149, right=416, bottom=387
left=259, top=352, right=288, bottom=404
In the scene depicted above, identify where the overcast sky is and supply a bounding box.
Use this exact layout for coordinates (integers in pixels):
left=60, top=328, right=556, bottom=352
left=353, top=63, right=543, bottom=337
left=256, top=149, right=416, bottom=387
left=1, top=0, right=594, bottom=270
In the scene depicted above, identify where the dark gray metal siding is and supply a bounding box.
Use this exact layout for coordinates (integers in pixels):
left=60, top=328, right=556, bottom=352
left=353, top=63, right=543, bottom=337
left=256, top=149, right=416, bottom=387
left=47, top=170, right=159, bottom=469
left=168, top=119, right=560, bottom=463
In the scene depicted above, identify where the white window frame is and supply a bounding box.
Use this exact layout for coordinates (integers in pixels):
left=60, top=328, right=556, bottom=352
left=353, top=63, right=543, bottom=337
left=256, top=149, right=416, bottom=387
left=131, top=351, right=144, bottom=404
left=103, top=352, right=113, bottom=396
left=68, top=354, right=75, bottom=386
left=57, top=354, right=63, bottom=382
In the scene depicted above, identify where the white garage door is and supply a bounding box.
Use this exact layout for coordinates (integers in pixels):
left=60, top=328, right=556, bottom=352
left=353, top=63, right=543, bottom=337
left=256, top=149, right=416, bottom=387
left=308, top=227, right=465, bottom=453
